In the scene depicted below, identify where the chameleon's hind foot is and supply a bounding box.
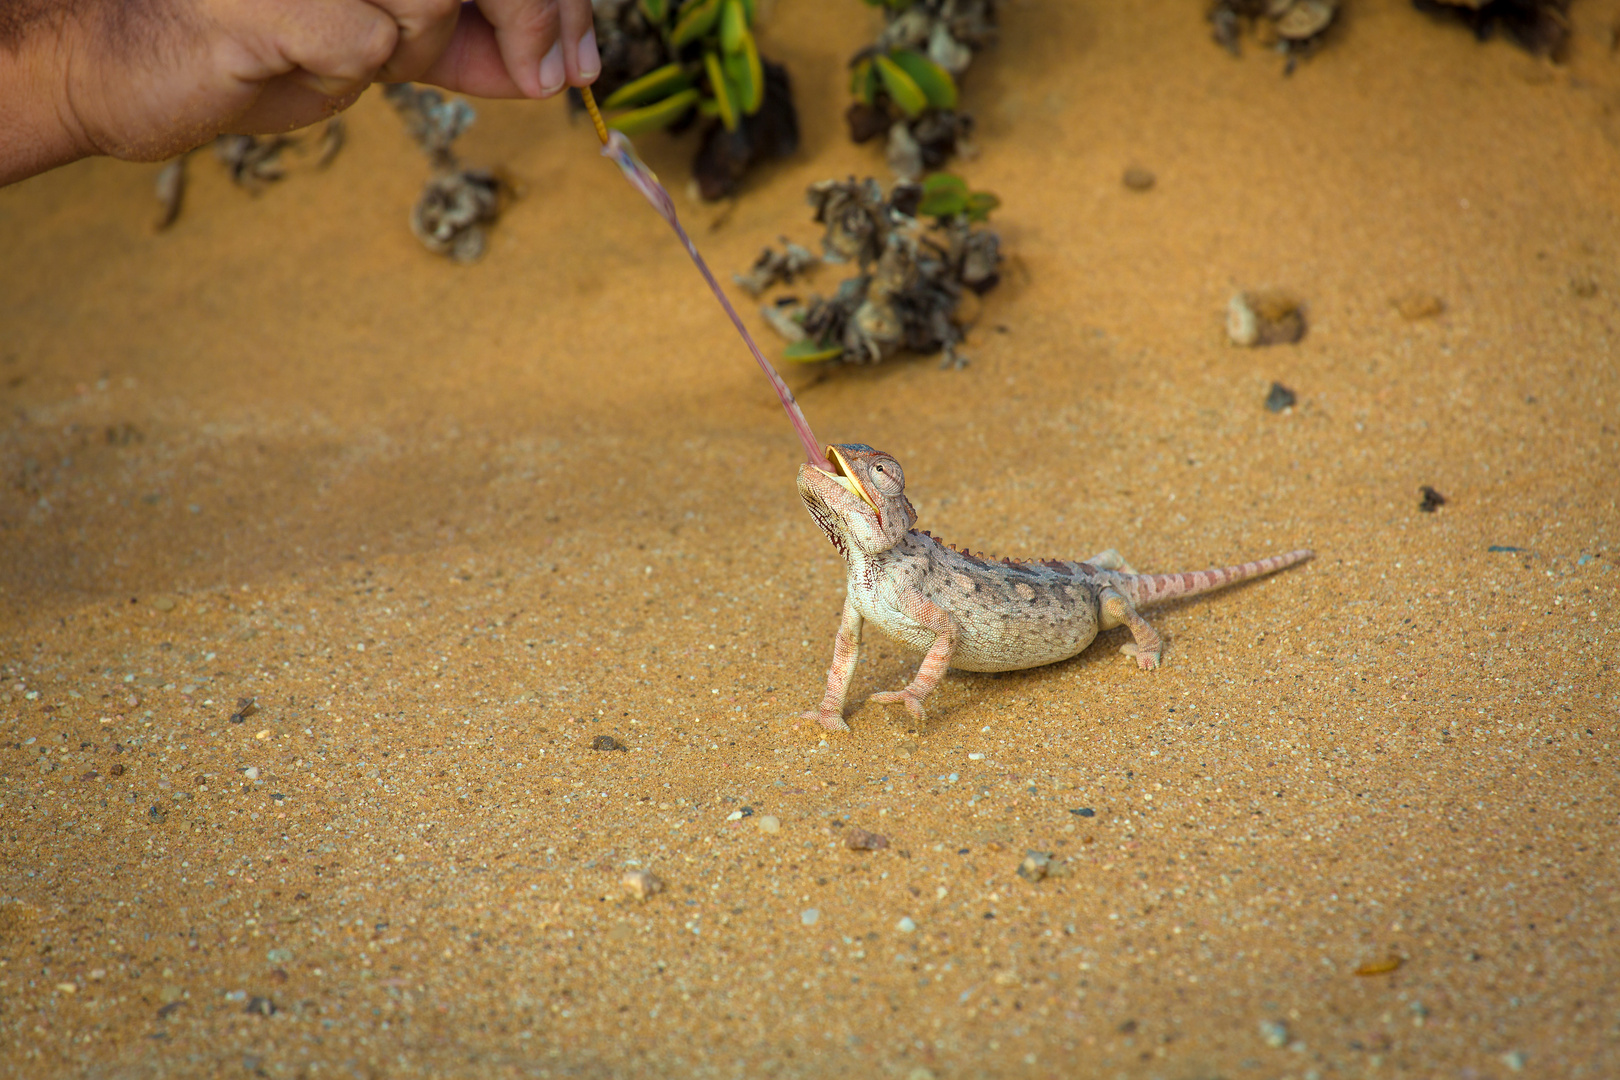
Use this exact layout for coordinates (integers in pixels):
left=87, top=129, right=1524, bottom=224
left=868, top=689, right=928, bottom=725
left=1101, top=586, right=1164, bottom=671
left=801, top=708, right=852, bottom=733
left=1119, top=642, right=1162, bottom=671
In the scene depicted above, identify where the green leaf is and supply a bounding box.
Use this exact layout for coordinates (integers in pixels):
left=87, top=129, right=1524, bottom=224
left=704, top=50, right=739, bottom=131
left=917, top=173, right=970, bottom=217
left=724, top=31, right=763, bottom=114
left=873, top=54, right=927, bottom=118
left=720, top=0, right=747, bottom=54
left=849, top=57, right=877, bottom=106
left=670, top=0, right=723, bottom=48
left=964, top=191, right=1001, bottom=223
left=783, top=339, right=843, bottom=363
left=639, top=0, right=668, bottom=23
left=600, top=63, right=692, bottom=110
left=738, top=0, right=755, bottom=23
left=887, top=48, right=957, bottom=110
left=605, top=88, right=702, bottom=136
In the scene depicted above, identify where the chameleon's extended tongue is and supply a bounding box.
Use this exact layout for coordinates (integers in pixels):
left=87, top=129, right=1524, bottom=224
left=579, top=87, right=832, bottom=473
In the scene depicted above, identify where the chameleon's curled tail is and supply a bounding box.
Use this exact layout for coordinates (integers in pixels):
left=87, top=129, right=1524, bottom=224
left=1121, top=549, right=1312, bottom=608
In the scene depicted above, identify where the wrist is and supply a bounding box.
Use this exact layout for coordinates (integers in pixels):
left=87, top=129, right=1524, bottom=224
left=0, top=28, right=96, bottom=186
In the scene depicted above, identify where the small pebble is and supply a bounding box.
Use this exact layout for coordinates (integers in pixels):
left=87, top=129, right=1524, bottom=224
left=1502, top=1050, right=1526, bottom=1072
left=1229, top=291, right=1306, bottom=347
left=844, top=827, right=890, bottom=851
left=757, top=815, right=781, bottom=834
left=1016, top=850, right=1053, bottom=882
left=55, top=982, right=77, bottom=994
left=159, top=985, right=184, bottom=1004
left=968, top=752, right=984, bottom=760
left=1069, top=807, right=1095, bottom=818
left=1418, top=486, right=1447, bottom=513
left=244, top=996, right=277, bottom=1017
left=266, top=948, right=293, bottom=964
left=726, top=810, right=744, bottom=821
left=590, top=735, right=626, bottom=751
left=244, top=767, right=260, bottom=781
left=110, top=763, right=125, bottom=777
left=150, top=596, right=176, bottom=612
left=1259, top=1018, right=1289, bottom=1048
left=622, top=869, right=665, bottom=901
left=800, top=908, right=819, bottom=925
left=896, top=916, right=917, bottom=933
left=1393, top=292, right=1444, bottom=319
left=1122, top=166, right=1156, bottom=191
left=1265, top=382, right=1298, bottom=412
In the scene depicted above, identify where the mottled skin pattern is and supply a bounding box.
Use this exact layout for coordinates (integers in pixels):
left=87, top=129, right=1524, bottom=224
left=797, top=444, right=1313, bottom=732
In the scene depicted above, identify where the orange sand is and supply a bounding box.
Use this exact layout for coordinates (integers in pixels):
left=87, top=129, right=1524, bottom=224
left=2, top=1, right=1617, bottom=1076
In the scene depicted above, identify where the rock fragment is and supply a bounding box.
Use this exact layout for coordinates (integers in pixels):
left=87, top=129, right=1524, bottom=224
left=622, top=869, right=665, bottom=901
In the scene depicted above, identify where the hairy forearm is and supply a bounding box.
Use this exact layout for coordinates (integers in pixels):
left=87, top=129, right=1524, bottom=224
left=0, top=14, right=91, bottom=186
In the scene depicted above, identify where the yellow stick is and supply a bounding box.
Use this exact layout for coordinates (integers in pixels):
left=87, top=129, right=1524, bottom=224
left=580, top=85, right=610, bottom=145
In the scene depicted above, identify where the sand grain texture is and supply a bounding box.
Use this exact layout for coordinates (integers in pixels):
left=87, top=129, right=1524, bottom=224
left=1, top=1, right=1617, bottom=1077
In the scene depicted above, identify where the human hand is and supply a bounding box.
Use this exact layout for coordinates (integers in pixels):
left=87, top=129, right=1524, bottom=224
left=2, top=0, right=599, bottom=183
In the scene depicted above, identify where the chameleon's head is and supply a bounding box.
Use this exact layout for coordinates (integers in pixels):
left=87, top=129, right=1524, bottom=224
left=797, top=443, right=918, bottom=559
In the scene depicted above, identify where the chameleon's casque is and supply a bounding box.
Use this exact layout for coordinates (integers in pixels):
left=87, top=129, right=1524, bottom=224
left=797, top=444, right=1312, bottom=732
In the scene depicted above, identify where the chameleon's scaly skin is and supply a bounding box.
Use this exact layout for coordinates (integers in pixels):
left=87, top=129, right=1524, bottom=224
left=797, top=444, right=1312, bottom=732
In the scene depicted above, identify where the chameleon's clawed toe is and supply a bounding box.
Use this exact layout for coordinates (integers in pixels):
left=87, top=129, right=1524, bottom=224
left=802, top=708, right=851, bottom=733
left=1119, top=643, right=1161, bottom=671
left=869, top=689, right=928, bottom=723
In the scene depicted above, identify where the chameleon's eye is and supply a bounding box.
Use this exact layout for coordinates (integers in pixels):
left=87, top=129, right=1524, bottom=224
left=870, top=459, right=903, bottom=493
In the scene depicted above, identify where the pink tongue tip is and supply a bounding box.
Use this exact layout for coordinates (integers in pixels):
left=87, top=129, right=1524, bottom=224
left=601, top=132, right=831, bottom=472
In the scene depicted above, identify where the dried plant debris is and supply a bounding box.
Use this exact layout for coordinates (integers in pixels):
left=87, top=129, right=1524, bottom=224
left=584, top=0, right=800, bottom=200
left=733, top=239, right=819, bottom=295
left=848, top=0, right=997, bottom=178
left=385, top=84, right=507, bottom=262
left=153, top=155, right=188, bottom=230
left=754, top=174, right=1002, bottom=368
left=1418, top=485, right=1449, bottom=512
left=1228, top=290, right=1307, bottom=346
left=214, top=134, right=296, bottom=192
left=153, top=119, right=344, bottom=229
left=1412, top=0, right=1571, bottom=58
left=1209, top=0, right=1338, bottom=70
left=316, top=117, right=346, bottom=168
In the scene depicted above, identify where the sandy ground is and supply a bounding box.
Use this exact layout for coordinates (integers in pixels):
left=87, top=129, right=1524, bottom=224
left=2, top=1, right=1619, bottom=1076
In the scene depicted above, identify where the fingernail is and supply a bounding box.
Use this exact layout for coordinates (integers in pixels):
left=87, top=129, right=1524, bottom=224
left=578, top=29, right=600, bottom=81
left=538, top=41, right=565, bottom=96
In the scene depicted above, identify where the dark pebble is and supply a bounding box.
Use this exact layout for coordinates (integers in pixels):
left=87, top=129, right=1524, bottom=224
left=148, top=805, right=167, bottom=823
left=1418, top=486, right=1448, bottom=512
left=1487, top=545, right=1526, bottom=553
left=244, top=996, right=277, bottom=1017
left=1070, top=807, right=1095, bottom=818
left=1265, top=382, right=1297, bottom=412
left=1122, top=166, right=1156, bottom=191
left=844, top=827, right=890, bottom=851
left=110, top=762, right=125, bottom=777
left=155, top=1001, right=185, bottom=1019
left=590, top=735, right=627, bottom=751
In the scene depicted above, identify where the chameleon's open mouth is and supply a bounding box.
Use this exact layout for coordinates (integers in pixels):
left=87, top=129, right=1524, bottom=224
left=826, top=445, right=880, bottom=513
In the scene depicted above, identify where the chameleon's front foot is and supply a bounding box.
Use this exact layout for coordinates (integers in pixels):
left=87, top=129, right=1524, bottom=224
left=801, top=707, right=852, bottom=733
left=868, top=688, right=928, bottom=725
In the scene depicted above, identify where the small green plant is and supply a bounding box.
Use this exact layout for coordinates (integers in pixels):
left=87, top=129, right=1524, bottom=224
left=600, top=0, right=767, bottom=136
left=848, top=46, right=957, bottom=121
left=915, top=172, right=998, bottom=222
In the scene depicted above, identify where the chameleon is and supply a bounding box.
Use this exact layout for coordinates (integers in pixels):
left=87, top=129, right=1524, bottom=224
left=797, top=443, right=1313, bottom=732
